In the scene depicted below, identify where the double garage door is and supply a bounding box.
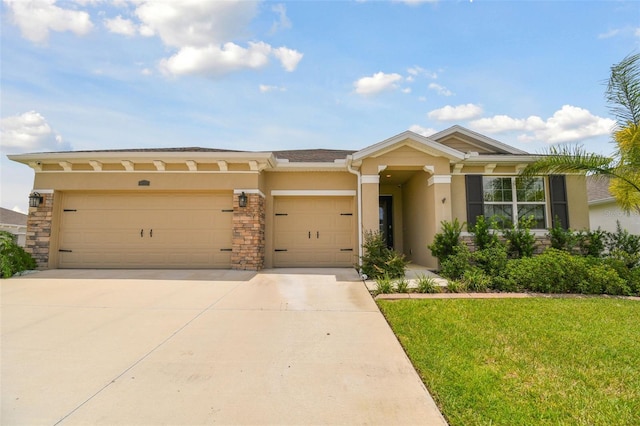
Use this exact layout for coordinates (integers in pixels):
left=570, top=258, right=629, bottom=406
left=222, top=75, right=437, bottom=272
left=58, top=192, right=233, bottom=269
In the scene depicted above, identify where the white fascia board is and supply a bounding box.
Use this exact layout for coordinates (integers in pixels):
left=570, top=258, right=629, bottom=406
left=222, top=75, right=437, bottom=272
left=588, top=197, right=616, bottom=206
left=352, top=130, right=465, bottom=162
left=461, top=154, right=538, bottom=164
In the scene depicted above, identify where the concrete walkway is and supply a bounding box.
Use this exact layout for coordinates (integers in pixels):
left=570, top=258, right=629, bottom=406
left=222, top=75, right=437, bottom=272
left=1, top=268, right=447, bottom=425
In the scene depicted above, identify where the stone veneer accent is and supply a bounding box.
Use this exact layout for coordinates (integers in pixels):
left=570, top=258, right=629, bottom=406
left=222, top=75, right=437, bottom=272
left=25, top=192, right=54, bottom=269
left=231, top=192, right=265, bottom=270
left=461, top=234, right=551, bottom=255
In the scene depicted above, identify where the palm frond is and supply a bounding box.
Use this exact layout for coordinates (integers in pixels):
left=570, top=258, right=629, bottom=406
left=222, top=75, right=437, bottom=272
left=606, top=52, right=640, bottom=127
left=520, top=145, right=614, bottom=177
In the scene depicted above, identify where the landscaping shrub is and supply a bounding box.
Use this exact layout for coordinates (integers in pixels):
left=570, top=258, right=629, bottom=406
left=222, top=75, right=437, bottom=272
left=428, top=218, right=463, bottom=264
left=446, top=280, right=468, bottom=293
left=439, top=244, right=472, bottom=280
left=468, top=215, right=499, bottom=250
left=502, top=215, right=536, bottom=258
left=575, top=228, right=607, bottom=257
left=394, top=277, right=410, bottom=293
left=360, top=231, right=407, bottom=279
left=415, top=274, right=440, bottom=293
left=549, top=218, right=576, bottom=252
left=374, top=274, right=394, bottom=295
left=0, top=231, right=36, bottom=278
left=606, top=221, right=640, bottom=267
left=460, top=268, right=490, bottom=292
left=472, top=243, right=509, bottom=277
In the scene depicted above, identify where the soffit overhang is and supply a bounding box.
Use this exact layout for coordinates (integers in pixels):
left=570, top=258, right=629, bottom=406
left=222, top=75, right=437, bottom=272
left=8, top=151, right=277, bottom=171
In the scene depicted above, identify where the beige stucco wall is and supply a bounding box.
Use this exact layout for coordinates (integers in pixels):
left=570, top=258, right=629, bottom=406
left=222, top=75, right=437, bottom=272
left=566, top=175, right=589, bottom=230
left=33, top=171, right=260, bottom=191
left=450, top=175, right=468, bottom=229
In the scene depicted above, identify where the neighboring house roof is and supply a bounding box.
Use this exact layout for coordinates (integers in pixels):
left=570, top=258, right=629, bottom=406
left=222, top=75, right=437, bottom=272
left=586, top=175, right=615, bottom=205
left=0, top=207, right=28, bottom=226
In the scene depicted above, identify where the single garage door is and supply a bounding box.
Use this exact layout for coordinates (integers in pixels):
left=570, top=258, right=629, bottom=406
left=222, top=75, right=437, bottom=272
left=58, top=192, right=233, bottom=268
left=273, top=196, right=356, bottom=267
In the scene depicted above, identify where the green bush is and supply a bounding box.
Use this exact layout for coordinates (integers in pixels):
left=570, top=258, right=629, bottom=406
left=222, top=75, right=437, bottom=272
left=549, top=218, right=576, bottom=252
left=360, top=231, right=407, bottom=279
left=0, top=231, right=36, bottom=278
left=428, top=218, right=464, bottom=264
left=394, top=277, right=410, bottom=293
left=439, top=244, right=472, bottom=280
left=446, top=280, right=468, bottom=293
left=415, top=274, right=441, bottom=293
left=606, top=222, right=640, bottom=267
left=502, top=215, right=536, bottom=258
left=468, top=215, right=499, bottom=250
left=473, top=243, right=508, bottom=277
left=460, top=268, right=490, bottom=292
left=576, top=228, right=607, bottom=257
left=374, top=274, right=394, bottom=295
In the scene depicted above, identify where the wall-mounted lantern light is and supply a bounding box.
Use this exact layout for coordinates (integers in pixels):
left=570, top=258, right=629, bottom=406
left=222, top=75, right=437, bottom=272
left=29, top=192, right=43, bottom=208
left=238, top=192, right=248, bottom=208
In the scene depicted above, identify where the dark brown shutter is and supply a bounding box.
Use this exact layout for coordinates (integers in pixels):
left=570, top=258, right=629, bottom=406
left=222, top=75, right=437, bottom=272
left=465, top=175, right=484, bottom=227
left=549, top=175, right=569, bottom=229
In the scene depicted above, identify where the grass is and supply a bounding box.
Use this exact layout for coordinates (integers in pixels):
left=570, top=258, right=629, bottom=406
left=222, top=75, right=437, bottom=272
left=377, top=298, right=640, bottom=426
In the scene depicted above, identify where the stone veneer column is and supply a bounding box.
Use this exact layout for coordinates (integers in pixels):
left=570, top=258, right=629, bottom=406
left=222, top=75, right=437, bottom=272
left=25, top=192, right=54, bottom=269
left=231, top=192, right=265, bottom=270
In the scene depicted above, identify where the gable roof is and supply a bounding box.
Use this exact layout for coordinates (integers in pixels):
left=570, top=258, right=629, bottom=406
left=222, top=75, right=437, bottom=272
left=271, top=149, right=355, bottom=162
left=352, top=130, right=466, bottom=162
left=430, top=125, right=529, bottom=155
left=0, top=207, right=28, bottom=226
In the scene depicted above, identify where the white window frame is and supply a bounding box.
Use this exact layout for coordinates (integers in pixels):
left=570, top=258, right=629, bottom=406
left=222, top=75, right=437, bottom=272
left=482, top=176, right=548, bottom=229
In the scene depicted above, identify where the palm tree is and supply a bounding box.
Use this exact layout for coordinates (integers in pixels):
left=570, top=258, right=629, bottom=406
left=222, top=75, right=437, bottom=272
left=521, top=53, right=640, bottom=214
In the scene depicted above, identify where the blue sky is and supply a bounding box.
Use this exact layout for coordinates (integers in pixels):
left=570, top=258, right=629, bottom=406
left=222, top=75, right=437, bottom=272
left=1, top=0, right=639, bottom=213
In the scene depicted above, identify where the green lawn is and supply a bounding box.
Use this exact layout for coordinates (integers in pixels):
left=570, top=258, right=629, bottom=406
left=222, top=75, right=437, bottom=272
left=377, top=298, right=640, bottom=426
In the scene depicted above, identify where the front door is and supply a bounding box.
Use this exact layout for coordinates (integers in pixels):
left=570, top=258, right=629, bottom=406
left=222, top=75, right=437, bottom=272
left=379, top=195, right=393, bottom=249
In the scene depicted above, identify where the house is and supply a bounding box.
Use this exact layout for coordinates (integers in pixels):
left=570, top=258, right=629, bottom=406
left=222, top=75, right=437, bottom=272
left=8, top=126, right=589, bottom=271
left=587, top=175, right=640, bottom=234
left=0, top=207, right=28, bottom=246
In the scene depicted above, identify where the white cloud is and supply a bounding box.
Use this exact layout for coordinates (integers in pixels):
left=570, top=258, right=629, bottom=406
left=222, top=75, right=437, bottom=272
left=469, top=105, right=616, bottom=144
left=104, top=15, right=136, bottom=36
left=598, top=29, right=620, bottom=39
left=273, top=47, right=303, bottom=72
left=4, top=0, right=93, bottom=43
left=428, top=83, right=453, bottom=96
left=409, top=125, right=437, bottom=137
left=270, top=3, right=292, bottom=34
left=259, top=84, right=286, bottom=93
left=407, top=66, right=438, bottom=79
left=394, top=0, right=439, bottom=5
left=428, top=103, right=483, bottom=121
left=160, top=42, right=280, bottom=77
left=134, top=1, right=259, bottom=48
left=354, top=72, right=403, bottom=95
left=0, top=111, right=71, bottom=153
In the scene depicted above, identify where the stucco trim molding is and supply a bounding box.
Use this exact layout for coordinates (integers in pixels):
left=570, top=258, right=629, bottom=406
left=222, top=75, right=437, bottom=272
left=234, top=189, right=266, bottom=198
left=428, top=175, right=452, bottom=186
left=271, top=190, right=356, bottom=197
left=361, top=175, right=380, bottom=184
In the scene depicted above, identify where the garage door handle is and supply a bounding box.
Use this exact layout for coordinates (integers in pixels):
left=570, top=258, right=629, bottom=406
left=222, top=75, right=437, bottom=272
left=140, top=229, right=144, bottom=238
left=150, top=229, right=153, bottom=238
left=308, top=231, right=311, bottom=239
left=317, top=231, right=319, bottom=239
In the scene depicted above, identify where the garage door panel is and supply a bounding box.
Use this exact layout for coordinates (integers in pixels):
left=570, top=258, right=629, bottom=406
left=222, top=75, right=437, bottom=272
left=59, top=192, right=232, bottom=269
left=273, top=196, right=355, bottom=267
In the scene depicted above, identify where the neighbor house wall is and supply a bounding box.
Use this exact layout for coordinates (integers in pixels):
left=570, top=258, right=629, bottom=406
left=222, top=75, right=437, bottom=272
left=589, top=201, right=640, bottom=234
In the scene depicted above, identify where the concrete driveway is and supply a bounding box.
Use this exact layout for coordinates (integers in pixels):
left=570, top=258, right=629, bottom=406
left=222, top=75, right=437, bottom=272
left=1, top=269, right=446, bottom=425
